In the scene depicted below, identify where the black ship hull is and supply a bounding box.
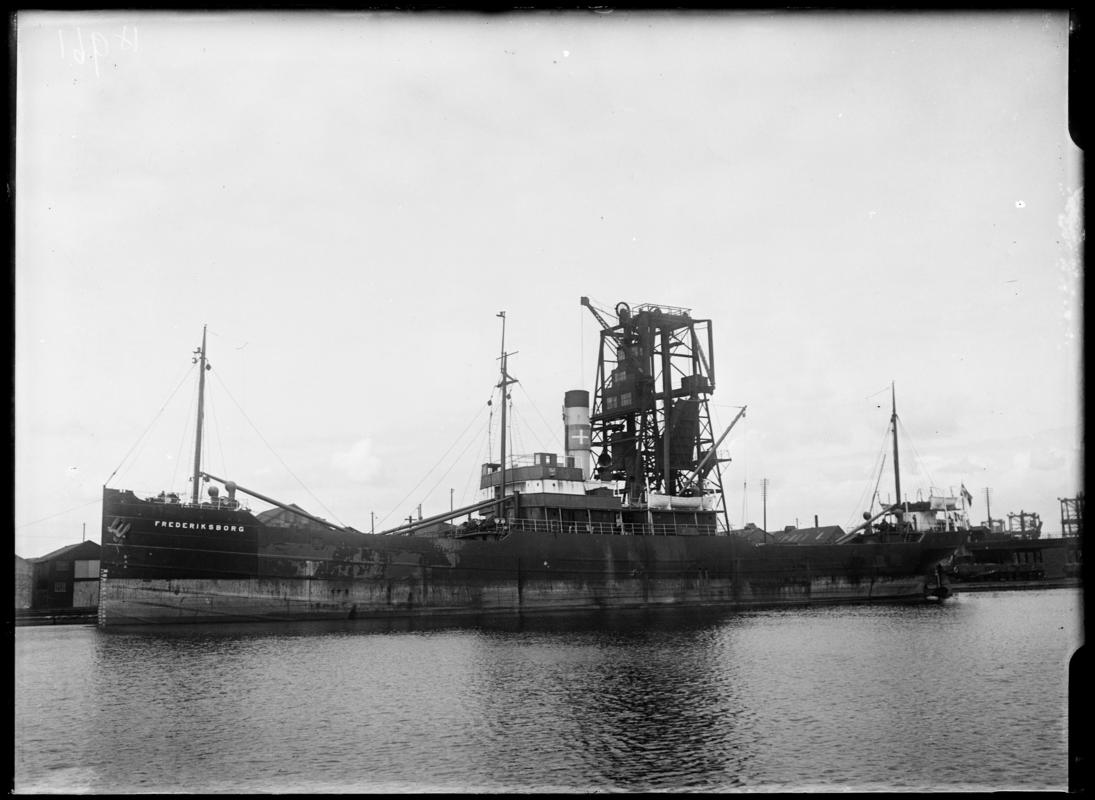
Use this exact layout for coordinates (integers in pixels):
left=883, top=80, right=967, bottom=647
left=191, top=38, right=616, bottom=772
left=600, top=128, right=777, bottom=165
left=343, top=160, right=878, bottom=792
left=99, top=488, right=963, bottom=626
left=945, top=535, right=1082, bottom=591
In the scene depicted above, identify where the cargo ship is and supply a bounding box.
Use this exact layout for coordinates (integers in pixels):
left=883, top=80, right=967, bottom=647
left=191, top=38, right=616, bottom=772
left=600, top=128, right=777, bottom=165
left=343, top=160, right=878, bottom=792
left=942, top=495, right=1083, bottom=591
left=98, top=299, right=965, bottom=626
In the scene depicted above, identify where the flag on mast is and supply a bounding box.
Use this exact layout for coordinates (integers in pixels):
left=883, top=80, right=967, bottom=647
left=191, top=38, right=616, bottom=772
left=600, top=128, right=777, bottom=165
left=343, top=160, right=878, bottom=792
left=961, top=484, right=973, bottom=507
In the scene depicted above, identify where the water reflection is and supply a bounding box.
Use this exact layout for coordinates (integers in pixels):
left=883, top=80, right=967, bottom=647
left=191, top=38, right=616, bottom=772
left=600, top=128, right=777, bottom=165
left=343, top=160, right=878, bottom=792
left=16, top=591, right=1081, bottom=793
left=448, top=610, right=760, bottom=789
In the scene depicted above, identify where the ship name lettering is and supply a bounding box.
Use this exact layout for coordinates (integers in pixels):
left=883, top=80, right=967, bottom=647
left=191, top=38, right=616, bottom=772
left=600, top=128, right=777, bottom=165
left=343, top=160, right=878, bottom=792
left=154, top=519, right=245, bottom=533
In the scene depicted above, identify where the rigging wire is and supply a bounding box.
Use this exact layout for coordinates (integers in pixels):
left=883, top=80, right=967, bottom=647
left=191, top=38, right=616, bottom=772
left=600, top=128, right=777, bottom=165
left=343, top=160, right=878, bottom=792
left=210, top=370, right=347, bottom=528
left=871, top=452, right=888, bottom=511
left=896, top=416, right=937, bottom=492
left=508, top=397, right=529, bottom=464
left=15, top=496, right=103, bottom=532
left=208, top=384, right=229, bottom=489
left=456, top=421, right=488, bottom=511
left=105, top=362, right=196, bottom=487
left=741, top=480, right=747, bottom=530
left=501, top=392, right=517, bottom=468
left=487, top=389, right=495, bottom=467
left=516, top=382, right=565, bottom=454
left=705, top=402, right=731, bottom=532
left=418, top=413, right=492, bottom=516
left=579, top=303, right=585, bottom=391
left=169, top=379, right=196, bottom=493
left=725, top=405, right=747, bottom=530
left=376, top=394, right=493, bottom=529
left=844, top=420, right=892, bottom=531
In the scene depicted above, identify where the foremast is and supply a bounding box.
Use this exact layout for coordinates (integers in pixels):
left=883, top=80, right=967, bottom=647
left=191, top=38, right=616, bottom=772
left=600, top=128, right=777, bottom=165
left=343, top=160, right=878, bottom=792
left=890, top=381, right=901, bottom=510
left=191, top=325, right=210, bottom=505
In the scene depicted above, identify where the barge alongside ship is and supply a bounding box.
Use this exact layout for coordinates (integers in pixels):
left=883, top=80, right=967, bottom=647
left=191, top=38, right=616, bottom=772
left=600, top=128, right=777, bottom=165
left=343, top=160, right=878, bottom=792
left=99, top=299, right=965, bottom=626
left=943, top=496, right=1083, bottom=591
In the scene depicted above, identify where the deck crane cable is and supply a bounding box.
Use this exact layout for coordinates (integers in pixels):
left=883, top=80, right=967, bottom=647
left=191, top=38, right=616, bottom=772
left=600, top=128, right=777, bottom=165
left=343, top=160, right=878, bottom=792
left=741, top=479, right=748, bottom=530
left=732, top=405, right=748, bottom=529
left=210, top=370, right=347, bottom=528
left=105, top=361, right=196, bottom=487
left=418, top=412, right=492, bottom=518
left=508, top=400, right=527, bottom=465
left=516, top=382, right=566, bottom=454
left=508, top=391, right=559, bottom=460
left=16, top=495, right=105, bottom=533
left=704, top=402, right=742, bottom=534
left=855, top=423, right=891, bottom=527
left=169, top=379, right=197, bottom=493
left=487, top=386, right=495, bottom=471
left=581, top=296, right=618, bottom=331
left=377, top=390, right=494, bottom=528
left=579, top=303, right=585, bottom=390
left=507, top=402, right=538, bottom=455
left=870, top=452, right=888, bottom=515
left=896, top=416, right=937, bottom=493
left=460, top=418, right=495, bottom=509
left=708, top=403, right=749, bottom=529
left=844, top=420, right=892, bottom=531
left=205, top=386, right=230, bottom=494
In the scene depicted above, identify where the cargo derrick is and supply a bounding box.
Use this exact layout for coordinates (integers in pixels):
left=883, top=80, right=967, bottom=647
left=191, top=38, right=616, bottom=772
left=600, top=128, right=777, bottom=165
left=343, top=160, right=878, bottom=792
left=583, top=299, right=722, bottom=517
left=99, top=307, right=968, bottom=627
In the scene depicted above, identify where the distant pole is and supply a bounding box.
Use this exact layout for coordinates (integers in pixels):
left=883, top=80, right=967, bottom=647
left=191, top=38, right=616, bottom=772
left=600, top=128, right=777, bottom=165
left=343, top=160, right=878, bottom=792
left=761, top=478, right=769, bottom=532
left=984, top=487, right=993, bottom=529
left=450, top=488, right=454, bottom=512
left=417, top=504, right=422, bottom=521
left=82, top=522, right=86, bottom=542
left=371, top=512, right=375, bottom=534
left=742, top=480, right=747, bottom=528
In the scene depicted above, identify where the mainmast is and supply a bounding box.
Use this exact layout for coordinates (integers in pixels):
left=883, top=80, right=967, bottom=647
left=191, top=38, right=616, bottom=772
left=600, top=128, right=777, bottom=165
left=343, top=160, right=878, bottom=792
left=191, top=325, right=209, bottom=505
left=496, top=312, right=518, bottom=510
left=890, top=381, right=901, bottom=509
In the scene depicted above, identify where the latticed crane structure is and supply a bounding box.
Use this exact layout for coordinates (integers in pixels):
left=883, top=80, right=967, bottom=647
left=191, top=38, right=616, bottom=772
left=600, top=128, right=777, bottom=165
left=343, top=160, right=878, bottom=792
left=581, top=298, right=727, bottom=521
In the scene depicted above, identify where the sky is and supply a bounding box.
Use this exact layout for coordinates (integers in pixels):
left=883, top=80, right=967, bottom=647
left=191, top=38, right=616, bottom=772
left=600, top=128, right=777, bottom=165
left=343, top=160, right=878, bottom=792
left=15, top=10, right=1082, bottom=558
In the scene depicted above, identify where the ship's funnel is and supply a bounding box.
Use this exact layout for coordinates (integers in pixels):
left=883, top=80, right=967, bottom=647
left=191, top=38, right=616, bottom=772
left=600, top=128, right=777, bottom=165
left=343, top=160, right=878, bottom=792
left=563, top=389, right=591, bottom=479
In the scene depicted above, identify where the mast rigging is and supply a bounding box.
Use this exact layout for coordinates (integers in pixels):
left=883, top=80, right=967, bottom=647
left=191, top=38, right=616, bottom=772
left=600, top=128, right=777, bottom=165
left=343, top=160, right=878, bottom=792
left=890, top=381, right=901, bottom=509
left=496, top=312, right=518, bottom=514
left=191, top=325, right=210, bottom=505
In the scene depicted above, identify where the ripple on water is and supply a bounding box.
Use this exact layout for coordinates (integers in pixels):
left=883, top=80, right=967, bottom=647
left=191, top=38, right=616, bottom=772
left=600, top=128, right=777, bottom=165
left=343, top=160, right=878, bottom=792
left=15, top=590, right=1080, bottom=792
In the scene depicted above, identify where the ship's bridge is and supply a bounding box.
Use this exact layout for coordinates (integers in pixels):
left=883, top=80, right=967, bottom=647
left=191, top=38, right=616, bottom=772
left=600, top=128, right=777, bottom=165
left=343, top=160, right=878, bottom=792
left=479, top=452, right=586, bottom=497
left=894, top=493, right=971, bottom=532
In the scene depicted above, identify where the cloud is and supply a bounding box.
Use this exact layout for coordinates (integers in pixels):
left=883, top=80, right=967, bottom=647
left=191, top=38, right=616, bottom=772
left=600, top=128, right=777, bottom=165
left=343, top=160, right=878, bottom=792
left=939, top=455, right=991, bottom=475
left=1029, top=448, right=1066, bottom=472
left=332, top=439, right=381, bottom=483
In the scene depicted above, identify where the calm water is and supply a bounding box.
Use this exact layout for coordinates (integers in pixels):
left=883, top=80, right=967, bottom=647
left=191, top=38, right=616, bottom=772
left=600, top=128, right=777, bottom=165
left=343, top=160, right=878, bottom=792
left=15, top=589, right=1083, bottom=793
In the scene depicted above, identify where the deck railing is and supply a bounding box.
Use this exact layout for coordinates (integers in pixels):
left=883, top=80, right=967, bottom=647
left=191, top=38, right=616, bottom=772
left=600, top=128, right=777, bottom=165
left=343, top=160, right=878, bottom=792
left=502, top=518, right=719, bottom=537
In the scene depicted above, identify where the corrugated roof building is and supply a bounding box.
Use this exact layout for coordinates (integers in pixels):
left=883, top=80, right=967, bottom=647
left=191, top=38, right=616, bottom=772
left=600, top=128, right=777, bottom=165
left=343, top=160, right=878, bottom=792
left=255, top=505, right=338, bottom=533
left=769, top=526, right=848, bottom=545
left=28, top=540, right=102, bottom=610
left=729, top=524, right=848, bottom=545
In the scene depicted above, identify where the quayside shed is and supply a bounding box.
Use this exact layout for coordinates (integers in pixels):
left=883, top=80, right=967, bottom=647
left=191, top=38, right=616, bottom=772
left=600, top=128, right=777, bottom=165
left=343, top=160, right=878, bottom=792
left=27, top=540, right=101, bottom=610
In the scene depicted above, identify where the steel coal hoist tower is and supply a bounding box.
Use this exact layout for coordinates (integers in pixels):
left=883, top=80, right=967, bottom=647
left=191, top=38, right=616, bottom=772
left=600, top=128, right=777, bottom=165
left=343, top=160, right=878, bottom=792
left=582, top=298, right=726, bottom=521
